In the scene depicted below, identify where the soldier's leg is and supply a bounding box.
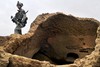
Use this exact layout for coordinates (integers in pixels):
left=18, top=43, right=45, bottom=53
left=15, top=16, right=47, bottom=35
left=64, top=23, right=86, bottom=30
left=14, top=25, right=22, bottom=34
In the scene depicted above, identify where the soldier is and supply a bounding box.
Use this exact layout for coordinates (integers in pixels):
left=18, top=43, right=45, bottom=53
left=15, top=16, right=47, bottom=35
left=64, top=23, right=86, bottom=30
left=11, top=1, right=28, bottom=34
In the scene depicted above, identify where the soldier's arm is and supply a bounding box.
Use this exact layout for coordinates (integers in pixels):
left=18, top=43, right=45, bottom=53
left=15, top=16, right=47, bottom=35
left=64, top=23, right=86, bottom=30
left=21, top=10, right=28, bottom=23
left=11, top=12, right=19, bottom=24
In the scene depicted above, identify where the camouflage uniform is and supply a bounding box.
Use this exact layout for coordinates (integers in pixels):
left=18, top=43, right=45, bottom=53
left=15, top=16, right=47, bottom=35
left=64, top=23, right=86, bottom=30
left=11, top=1, right=27, bottom=34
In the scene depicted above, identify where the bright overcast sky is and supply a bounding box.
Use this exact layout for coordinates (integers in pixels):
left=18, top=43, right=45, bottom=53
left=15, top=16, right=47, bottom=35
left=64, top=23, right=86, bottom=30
left=0, top=0, right=100, bottom=36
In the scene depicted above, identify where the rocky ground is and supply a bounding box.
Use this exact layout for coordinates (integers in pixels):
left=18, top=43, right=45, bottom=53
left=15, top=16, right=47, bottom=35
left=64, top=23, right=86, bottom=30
left=0, top=13, right=100, bottom=67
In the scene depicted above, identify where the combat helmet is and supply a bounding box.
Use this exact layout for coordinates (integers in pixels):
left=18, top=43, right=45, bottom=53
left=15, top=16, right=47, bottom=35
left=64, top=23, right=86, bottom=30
left=17, top=1, right=23, bottom=7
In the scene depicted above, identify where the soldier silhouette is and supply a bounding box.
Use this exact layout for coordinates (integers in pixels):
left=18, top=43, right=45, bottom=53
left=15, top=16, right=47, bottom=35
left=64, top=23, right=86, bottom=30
left=11, top=1, right=28, bottom=34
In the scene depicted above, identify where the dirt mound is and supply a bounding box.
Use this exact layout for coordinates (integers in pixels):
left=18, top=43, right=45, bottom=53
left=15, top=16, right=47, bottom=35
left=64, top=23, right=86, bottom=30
left=0, top=13, right=100, bottom=67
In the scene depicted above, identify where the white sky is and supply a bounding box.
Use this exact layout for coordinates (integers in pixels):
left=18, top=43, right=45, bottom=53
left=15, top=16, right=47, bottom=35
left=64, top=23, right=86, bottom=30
left=0, top=0, right=100, bottom=36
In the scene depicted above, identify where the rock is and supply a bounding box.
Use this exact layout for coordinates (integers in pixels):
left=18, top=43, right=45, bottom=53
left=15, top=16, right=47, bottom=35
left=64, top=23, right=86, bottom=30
left=3, top=33, right=42, bottom=58
left=74, top=44, right=100, bottom=67
left=74, top=26, right=100, bottom=67
left=8, top=55, right=55, bottom=67
left=0, top=48, right=11, bottom=67
left=32, top=13, right=99, bottom=64
left=0, top=36, right=10, bottom=46
left=0, top=12, right=100, bottom=67
left=0, top=47, right=55, bottom=67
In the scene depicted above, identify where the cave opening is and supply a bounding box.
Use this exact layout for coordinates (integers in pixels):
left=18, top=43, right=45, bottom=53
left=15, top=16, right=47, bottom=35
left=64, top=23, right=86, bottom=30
left=50, top=53, right=79, bottom=65
left=67, top=53, right=79, bottom=59
left=32, top=51, right=79, bottom=65
left=66, top=53, right=79, bottom=63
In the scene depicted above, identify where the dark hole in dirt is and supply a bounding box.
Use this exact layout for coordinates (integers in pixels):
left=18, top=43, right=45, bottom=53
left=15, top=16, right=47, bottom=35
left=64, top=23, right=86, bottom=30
left=50, top=53, right=79, bottom=65
left=66, top=53, right=79, bottom=63
left=67, top=53, right=79, bottom=59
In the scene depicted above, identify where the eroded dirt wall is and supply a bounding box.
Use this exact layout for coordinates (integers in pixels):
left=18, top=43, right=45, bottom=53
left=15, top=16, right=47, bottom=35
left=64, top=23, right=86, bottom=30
left=0, top=13, right=99, bottom=65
